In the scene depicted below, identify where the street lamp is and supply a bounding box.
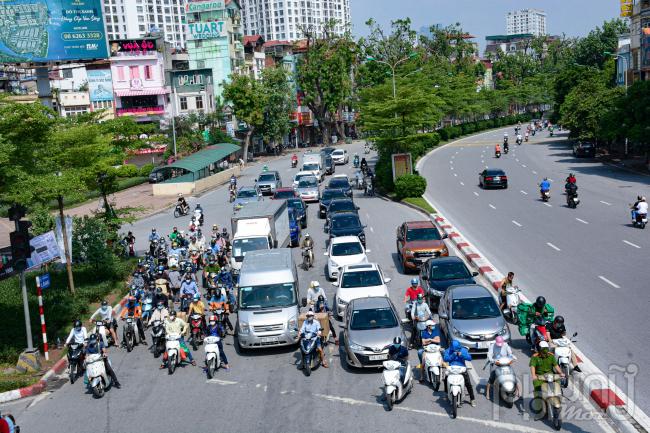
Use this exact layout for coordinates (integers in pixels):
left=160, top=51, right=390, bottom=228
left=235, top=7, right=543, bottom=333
left=366, top=52, right=418, bottom=99
left=605, top=51, right=630, bottom=156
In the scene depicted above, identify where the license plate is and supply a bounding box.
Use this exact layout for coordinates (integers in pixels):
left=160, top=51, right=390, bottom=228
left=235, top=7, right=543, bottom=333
left=494, top=176, right=500, bottom=181
left=475, top=341, right=487, bottom=349
left=369, top=354, right=388, bottom=361
left=260, top=337, right=279, bottom=344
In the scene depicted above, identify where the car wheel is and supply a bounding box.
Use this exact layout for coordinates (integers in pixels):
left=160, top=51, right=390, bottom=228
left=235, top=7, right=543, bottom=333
left=503, top=184, right=508, bottom=189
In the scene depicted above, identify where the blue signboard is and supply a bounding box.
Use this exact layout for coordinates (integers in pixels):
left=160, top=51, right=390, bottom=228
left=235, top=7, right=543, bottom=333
left=0, top=0, right=109, bottom=63
left=87, top=69, right=113, bottom=102
left=39, top=273, right=51, bottom=289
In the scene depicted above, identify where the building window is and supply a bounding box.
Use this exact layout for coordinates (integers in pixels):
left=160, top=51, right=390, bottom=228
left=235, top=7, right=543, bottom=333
left=62, top=69, right=73, bottom=79
left=195, top=96, right=203, bottom=110
left=179, top=96, right=187, bottom=110
left=197, top=60, right=205, bottom=68
left=144, top=65, right=153, bottom=80
left=117, top=66, right=126, bottom=81
left=130, top=66, right=140, bottom=79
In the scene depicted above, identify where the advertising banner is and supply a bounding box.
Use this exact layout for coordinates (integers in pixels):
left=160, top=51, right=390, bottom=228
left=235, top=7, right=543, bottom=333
left=172, top=68, right=213, bottom=92
left=642, top=27, right=650, bottom=69
left=26, top=231, right=61, bottom=270
left=187, top=21, right=227, bottom=40
left=620, top=0, right=633, bottom=17
left=109, top=38, right=157, bottom=56
left=185, top=0, right=224, bottom=13
left=0, top=0, right=108, bottom=63
left=391, top=153, right=413, bottom=181
left=55, top=216, right=73, bottom=265
left=87, top=69, right=113, bottom=102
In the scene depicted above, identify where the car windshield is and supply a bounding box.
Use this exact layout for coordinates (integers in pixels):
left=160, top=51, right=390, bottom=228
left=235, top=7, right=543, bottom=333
left=238, top=283, right=296, bottom=309
left=429, top=262, right=471, bottom=280
left=303, top=163, right=319, bottom=171
left=232, top=237, right=269, bottom=258
left=332, top=150, right=344, bottom=156
left=331, top=214, right=361, bottom=230
left=298, top=178, right=318, bottom=188
left=331, top=241, right=363, bottom=256
left=451, top=297, right=501, bottom=320
left=406, top=227, right=441, bottom=241
left=237, top=189, right=257, bottom=198
left=341, top=270, right=382, bottom=288
left=350, top=307, right=397, bottom=330
left=258, top=174, right=276, bottom=182
left=322, top=189, right=346, bottom=201
left=294, top=173, right=311, bottom=183
left=287, top=199, right=304, bottom=209
left=329, top=201, right=356, bottom=213
left=274, top=190, right=295, bottom=198
left=329, top=179, right=349, bottom=189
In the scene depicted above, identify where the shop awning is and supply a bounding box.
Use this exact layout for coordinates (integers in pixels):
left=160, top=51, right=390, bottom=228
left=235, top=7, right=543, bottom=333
left=115, top=87, right=170, bottom=97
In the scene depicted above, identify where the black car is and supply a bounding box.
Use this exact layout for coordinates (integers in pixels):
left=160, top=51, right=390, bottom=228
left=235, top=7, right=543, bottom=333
left=420, top=257, right=478, bottom=311
left=319, top=188, right=349, bottom=218
left=327, top=176, right=352, bottom=197
left=479, top=169, right=508, bottom=189
left=287, top=197, right=308, bottom=229
left=324, top=156, right=336, bottom=175
left=573, top=141, right=595, bottom=158
left=327, top=198, right=359, bottom=217
left=327, top=211, right=366, bottom=246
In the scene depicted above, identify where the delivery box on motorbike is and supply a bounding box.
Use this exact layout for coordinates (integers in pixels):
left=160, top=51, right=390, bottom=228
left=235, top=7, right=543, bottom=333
left=516, top=303, right=554, bottom=336
left=297, top=312, right=330, bottom=341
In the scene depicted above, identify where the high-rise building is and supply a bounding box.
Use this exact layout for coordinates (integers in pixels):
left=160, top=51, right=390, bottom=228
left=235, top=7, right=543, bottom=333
left=101, top=0, right=187, bottom=48
left=506, top=9, right=547, bottom=37
left=239, top=0, right=351, bottom=42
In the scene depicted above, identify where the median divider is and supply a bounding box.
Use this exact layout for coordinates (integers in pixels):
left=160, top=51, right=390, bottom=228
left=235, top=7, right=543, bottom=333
left=427, top=206, right=650, bottom=433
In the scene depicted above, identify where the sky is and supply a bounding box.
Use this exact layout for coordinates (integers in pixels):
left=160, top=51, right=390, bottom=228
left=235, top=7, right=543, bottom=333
left=350, top=0, right=621, bottom=50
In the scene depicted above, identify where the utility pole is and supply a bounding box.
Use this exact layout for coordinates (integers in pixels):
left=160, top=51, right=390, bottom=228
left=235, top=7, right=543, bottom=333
left=366, top=53, right=418, bottom=100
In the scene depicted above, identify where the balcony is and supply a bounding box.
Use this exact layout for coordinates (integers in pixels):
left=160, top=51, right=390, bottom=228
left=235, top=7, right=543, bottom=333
left=116, top=105, right=165, bottom=116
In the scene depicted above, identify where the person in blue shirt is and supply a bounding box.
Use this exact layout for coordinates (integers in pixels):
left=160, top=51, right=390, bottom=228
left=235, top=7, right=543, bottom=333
left=205, top=315, right=230, bottom=370
left=539, top=177, right=551, bottom=197
left=299, top=310, right=328, bottom=368
left=388, top=336, right=409, bottom=383
left=148, top=228, right=160, bottom=242
left=443, top=340, right=476, bottom=405
left=417, top=320, right=441, bottom=383
left=85, top=333, right=121, bottom=388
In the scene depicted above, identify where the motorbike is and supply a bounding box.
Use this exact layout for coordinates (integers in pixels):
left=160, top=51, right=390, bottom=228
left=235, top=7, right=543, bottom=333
left=382, top=359, right=413, bottom=411
left=204, top=335, right=222, bottom=379
left=536, top=373, right=563, bottom=430
left=527, top=320, right=548, bottom=352
left=566, top=192, right=580, bottom=208
left=553, top=333, right=578, bottom=388
left=180, top=295, right=191, bottom=313
left=299, top=331, right=321, bottom=376
left=194, top=209, right=204, bottom=226
left=364, top=177, right=374, bottom=197
left=149, top=240, right=159, bottom=256
left=67, top=343, right=84, bottom=384
left=532, top=130, right=536, bottom=136
left=364, top=146, right=370, bottom=154
left=164, top=333, right=183, bottom=375
left=504, top=145, right=509, bottom=154
left=85, top=353, right=112, bottom=398
left=93, top=320, right=114, bottom=347
left=142, top=294, right=154, bottom=327
left=445, top=364, right=468, bottom=419
left=229, top=187, right=236, bottom=203
left=210, top=301, right=231, bottom=337
left=151, top=319, right=166, bottom=358
left=502, top=286, right=522, bottom=325
left=422, top=344, right=443, bottom=391
left=485, top=357, right=519, bottom=408
left=525, top=135, right=529, bottom=142
left=291, top=158, right=298, bottom=168
left=173, top=203, right=189, bottom=218
left=302, top=245, right=313, bottom=271
left=122, top=317, right=137, bottom=352
left=516, top=138, right=522, bottom=145
left=632, top=211, right=648, bottom=229
left=189, top=313, right=205, bottom=351
left=353, top=157, right=360, bottom=168
left=550, top=131, right=554, bottom=137
left=541, top=190, right=550, bottom=202
left=495, top=151, right=501, bottom=158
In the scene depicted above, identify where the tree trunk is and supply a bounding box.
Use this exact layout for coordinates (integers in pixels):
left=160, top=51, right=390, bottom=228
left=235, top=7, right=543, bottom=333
left=57, top=196, right=75, bottom=294
left=335, top=121, right=346, bottom=141
left=243, top=129, right=253, bottom=162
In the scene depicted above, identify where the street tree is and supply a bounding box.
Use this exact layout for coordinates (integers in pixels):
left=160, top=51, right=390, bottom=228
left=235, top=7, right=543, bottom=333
left=223, top=73, right=264, bottom=161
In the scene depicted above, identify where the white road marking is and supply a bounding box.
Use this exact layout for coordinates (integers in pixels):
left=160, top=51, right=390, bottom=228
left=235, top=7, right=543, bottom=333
left=522, top=164, right=527, bottom=168
left=548, top=178, right=554, bottom=182
left=489, top=204, right=496, bottom=209
left=450, top=166, right=454, bottom=170
left=546, top=242, right=561, bottom=251
left=543, top=203, right=552, bottom=208
left=369, top=226, right=374, bottom=233
left=485, top=165, right=489, bottom=169
left=453, top=173, right=458, bottom=177
left=600, top=200, right=612, bottom=206
left=515, top=158, right=519, bottom=162
left=459, top=181, right=464, bottom=186
left=473, top=192, right=479, bottom=197
left=520, top=190, right=528, bottom=195
left=449, top=160, right=453, bottom=164
left=623, top=240, right=641, bottom=249
left=598, top=275, right=621, bottom=289
left=575, top=218, right=589, bottom=224
left=366, top=212, right=370, bottom=218
left=532, top=170, right=537, bottom=174
left=512, top=220, right=522, bottom=227
left=207, top=378, right=238, bottom=385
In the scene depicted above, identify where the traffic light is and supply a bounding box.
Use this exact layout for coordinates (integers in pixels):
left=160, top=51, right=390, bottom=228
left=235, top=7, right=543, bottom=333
left=7, top=204, right=26, bottom=222
left=10, top=220, right=33, bottom=271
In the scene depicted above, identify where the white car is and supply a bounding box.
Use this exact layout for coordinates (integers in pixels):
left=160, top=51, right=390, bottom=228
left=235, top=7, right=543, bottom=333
left=295, top=175, right=320, bottom=202
left=293, top=171, right=315, bottom=188
left=325, top=236, right=370, bottom=280
left=331, top=149, right=349, bottom=165
left=301, top=162, right=323, bottom=182
left=333, top=263, right=390, bottom=319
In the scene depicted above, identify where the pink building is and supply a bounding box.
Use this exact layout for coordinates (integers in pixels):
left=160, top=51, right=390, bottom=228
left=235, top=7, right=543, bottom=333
left=109, top=37, right=171, bottom=124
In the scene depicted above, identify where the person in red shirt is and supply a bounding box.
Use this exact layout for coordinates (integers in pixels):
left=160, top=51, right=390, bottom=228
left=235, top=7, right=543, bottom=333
left=404, top=278, right=425, bottom=303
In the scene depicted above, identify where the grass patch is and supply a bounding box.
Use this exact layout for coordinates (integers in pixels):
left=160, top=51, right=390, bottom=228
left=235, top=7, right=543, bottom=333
left=0, top=373, right=40, bottom=393
left=402, top=197, right=435, bottom=214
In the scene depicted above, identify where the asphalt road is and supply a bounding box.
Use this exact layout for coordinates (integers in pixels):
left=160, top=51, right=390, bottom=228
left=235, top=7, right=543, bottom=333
left=420, top=127, right=650, bottom=413
left=1, top=140, right=614, bottom=433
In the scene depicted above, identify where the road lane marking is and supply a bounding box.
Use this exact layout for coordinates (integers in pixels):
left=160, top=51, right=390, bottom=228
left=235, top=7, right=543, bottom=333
left=489, top=204, right=496, bottom=209
left=369, top=226, right=374, bottom=233
left=522, top=164, right=527, bottom=168
left=453, top=173, right=457, bottom=177
left=532, top=170, right=537, bottom=174
left=623, top=240, right=641, bottom=249
left=575, top=218, right=589, bottom=224
left=459, top=181, right=464, bottom=186
left=520, top=190, right=528, bottom=195
left=544, top=203, right=552, bottom=207
left=473, top=192, right=479, bottom=197
left=485, top=165, right=488, bottom=168
left=450, top=166, right=454, bottom=170
left=600, top=200, right=612, bottom=206
left=598, top=276, right=621, bottom=289
left=546, top=242, right=561, bottom=251
left=515, top=158, right=519, bottom=162
left=512, top=220, right=522, bottom=227
left=207, top=379, right=238, bottom=385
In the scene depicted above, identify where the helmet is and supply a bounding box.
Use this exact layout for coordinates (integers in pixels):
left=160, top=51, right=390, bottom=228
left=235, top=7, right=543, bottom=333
left=74, top=319, right=82, bottom=329
left=88, top=333, right=98, bottom=347
left=569, top=173, right=574, bottom=177
left=193, top=293, right=200, bottom=301
left=178, top=193, right=184, bottom=198
left=170, top=310, right=177, bottom=317
left=152, top=228, right=156, bottom=233
left=317, top=295, right=325, bottom=302
left=172, top=242, right=178, bottom=248
left=306, top=310, right=314, bottom=317
left=535, top=296, right=546, bottom=309
left=222, top=227, right=227, bottom=234
left=410, top=278, right=418, bottom=286
left=393, top=336, right=402, bottom=346
left=450, top=340, right=461, bottom=351
left=638, top=195, right=642, bottom=201
left=213, top=224, right=218, bottom=230
left=495, top=336, right=505, bottom=347
left=538, top=341, right=550, bottom=350
left=553, top=316, right=564, bottom=326
left=208, top=315, right=217, bottom=325
left=416, top=293, right=424, bottom=301
left=311, top=281, right=320, bottom=289
left=543, top=177, right=548, bottom=181
left=425, top=320, right=434, bottom=328
left=101, top=300, right=108, bottom=308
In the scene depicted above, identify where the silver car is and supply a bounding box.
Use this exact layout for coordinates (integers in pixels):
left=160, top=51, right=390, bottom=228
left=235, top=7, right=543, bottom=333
left=438, top=284, right=510, bottom=354
left=343, top=297, right=406, bottom=368
left=295, top=176, right=320, bottom=202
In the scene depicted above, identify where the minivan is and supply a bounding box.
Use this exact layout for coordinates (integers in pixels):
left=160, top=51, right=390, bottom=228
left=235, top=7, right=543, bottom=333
left=236, top=249, right=300, bottom=349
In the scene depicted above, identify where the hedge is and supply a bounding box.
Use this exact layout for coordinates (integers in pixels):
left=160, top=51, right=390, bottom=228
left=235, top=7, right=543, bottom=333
left=115, top=164, right=139, bottom=178
left=395, top=174, right=427, bottom=200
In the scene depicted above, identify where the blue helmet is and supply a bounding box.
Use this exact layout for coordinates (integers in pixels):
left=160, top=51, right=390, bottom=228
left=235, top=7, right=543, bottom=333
left=410, top=278, right=419, bottom=286
left=450, top=340, right=461, bottom=351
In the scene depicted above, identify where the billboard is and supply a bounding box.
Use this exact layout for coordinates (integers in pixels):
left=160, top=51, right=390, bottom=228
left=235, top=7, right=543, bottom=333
left=109, top=38, right=157, bottom=56
left=87, top=69, right=113, bottom=102
left=0, top=0, right=108, bottom=63
left=172, top=68, right=213, bottom=93
left=187, top=21, right=227, bottom=40
left=620, top=0, right=633, bottom=17
left=391, top=153, right=413, bottom=181
left=185, top=0, right=224, bottom=13
left=642, top=27, right=650, bottom=69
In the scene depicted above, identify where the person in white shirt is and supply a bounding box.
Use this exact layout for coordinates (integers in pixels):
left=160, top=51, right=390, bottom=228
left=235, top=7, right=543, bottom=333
left=307, top=281, right=327, bottom=306
left=65, top=320, right=88, bottom=346
left=89, top=300, right=118, bottom=346
left=485, top=336, right=518, bottom=399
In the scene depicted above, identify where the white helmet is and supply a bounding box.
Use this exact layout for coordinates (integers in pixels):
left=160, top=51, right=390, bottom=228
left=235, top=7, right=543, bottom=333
left=425, top=320, right=435, bottom=328
left=539, top=341, right=550, bottom=349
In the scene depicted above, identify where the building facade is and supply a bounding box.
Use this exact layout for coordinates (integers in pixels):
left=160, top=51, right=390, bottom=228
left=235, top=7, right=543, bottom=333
left=170, top=68, right=215, bottom=115
left=243, top=35, right=266, bottom=79
left=506, top=9, right=547, bottom=37
left=626, top=0, right=650, bottom=82
left=102, top=0, right=187, bottom=48
left=186, top=0, right=245, bottom=102
left=240, top=0, right=351, bottom=42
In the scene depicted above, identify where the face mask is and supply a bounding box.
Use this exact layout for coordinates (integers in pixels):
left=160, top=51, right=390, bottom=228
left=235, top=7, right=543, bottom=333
left=157, top=305, right=163, bottom=310
left=417, top=299, right=423, bottom=304
left=541, top=348, right=549, bottom=355
left=393, top=344, right=400, bottom=349
left=307, top=318, right=313, bottom=323
left=101, top=306, right=108, bottom=312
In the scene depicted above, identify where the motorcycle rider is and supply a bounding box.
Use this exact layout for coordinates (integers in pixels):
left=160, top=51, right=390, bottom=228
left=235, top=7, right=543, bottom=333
left=498, top=271, right=516, bottom=310
left=291, top=153, right=298, bottom=166
left=188, top=293, right=207, bottom=330
left=631, top=196, right=648, bottom=222
left=203, top=257, right=221, bottom=289
left=299, top=310, right=328, bottom=368
left=417, top=319, right=441, bottom=383
left=153, top=287, right=169, bottom=311
left=353, top=153, right=360, bottom=167
left=530, top=341, right=564, bottom=420
left=410, top=293, right=432, bottom=348
left=148, top=228, right=160, bottom=243
left=161, top=310, right=195, bottom=367
left=230, top=174, right=237, bottom=188
left=306, top=281, right=327, bottom=307
left=180, top=274, right=199, bottom=310
left=503, top=132, right=509, bottom=145
left=120, top=296, right=146, bottom=344
left=388, top=337, right=409, bottom=383
left=169, top=227, right=181, bottom=244
left=539, top=177, right=551, bottom=199
left=89, top=301, right=119, bottom=346
left=66, top=319, right=88, bottom=347
left=194, top=204, right=204, bottom=226
left=485, top=336, right=517, bottom=400
left=360, top=157, right=368, bottom=173
left=168, top=265, right=182, bottom=302
left=547, top=316, right=581, bottom=372
left=177, top=194, right=189, bottom=214
left=565, top=173, right=577, bottom=185
left=149, top=301, right=170, bottom=326
left=314, top=295, right=338, bottom=345
left=123, top=231, right=136, bottom=257
left=495, top=143, right=501, bottom=156
left=403, top=277, right=425, bottom=317
left=300, top=233, right=314, bottom=266
left=205, top=315, right=230, bottom=370
left=443, top=340, right=476, bottom=406
left=85, top=333, right=121, bottom=389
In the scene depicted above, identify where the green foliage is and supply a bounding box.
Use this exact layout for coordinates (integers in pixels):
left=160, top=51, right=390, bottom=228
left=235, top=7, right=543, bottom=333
left=374, top=155, right=395, bottom=192
left=71, top=215, right=116, bottom=272
left=29, top=203, right=55, bottom=236
left=394, top=174, right=427, bottom=199
left=115, top=164, right=139, bottom=178
left=139, top=163, right=155, bottom=177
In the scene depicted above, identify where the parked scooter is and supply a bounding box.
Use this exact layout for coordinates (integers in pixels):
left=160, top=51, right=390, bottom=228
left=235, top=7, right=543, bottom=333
left=445, top=364, right=468, bottom=419
left=422, top=344, right=443, bottom=391
left=299, top=331, right=321, bottom=376
left=535, top=373, right=563, bottom=430
left=67, top=343, right=84, bottom=384
left=204, top=335, right=221, bottom=379
left=503, top=286, right=522, bottom=325
left=85, top=353, right=112, bottom=398
left=382, top=360, right=413, bottom=411
left=151, top=320, right=166, bottom=358
left=485, top=356, right=519, bottom=408
left=553, top=333, right=578, bottom=388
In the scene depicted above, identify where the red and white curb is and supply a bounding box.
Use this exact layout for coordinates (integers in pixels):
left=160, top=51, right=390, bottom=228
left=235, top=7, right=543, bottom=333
left=431, top=209, right=650, bottom=433
left=0, top=295, right=130, bottom=405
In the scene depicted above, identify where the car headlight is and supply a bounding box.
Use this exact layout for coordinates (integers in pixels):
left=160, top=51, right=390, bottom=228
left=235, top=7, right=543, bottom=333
left=440, top=247, right=448, bottom=255
left=239, top=321, right=250, bottom=335
left=348, top=341, right=365, bottom=351
left=329, top=259, right=338, bottom=269
left=287, top=317, right=297, bottom=332
left=498, top=325, right=509, bottom=336
left=453, top=326, right=468, bottom=338
left=405, top=249, right=413, bottom=256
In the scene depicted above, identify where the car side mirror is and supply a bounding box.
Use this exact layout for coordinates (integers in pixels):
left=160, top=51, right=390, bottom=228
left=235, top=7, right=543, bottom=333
left=442, top=233, right=448, bottom=239
left=301, top=297, right=307, bottom=308
left=255, top=178, right=258, bottom=182
left=421, top=275, right=428, bottom=281
left=356, top=206, right=360, bottom=210
left=384, top=277, right=391, bottom=283
left=572, top=332, right=578, bottom=338
left=472, top=271, right=479, bottom=277
left=365, top=249, right=371, bottom=253
left=332, top=281, right=339, bottom=287
left=439, top=313, right=448, bottom=320
left=323, top=251, right=329, bottom=256
left=401, top=318, right=411, bottom=325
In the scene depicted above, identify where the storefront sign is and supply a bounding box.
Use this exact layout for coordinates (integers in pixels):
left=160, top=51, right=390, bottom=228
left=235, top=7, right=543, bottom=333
left=172, top=69, right=213, bottom=92
left=187, top=21, right=226, bottom=40
left=642, top=27, right=650, bottom=69
left=110, top=39, right=157, bottom=56
left=185, top=0, right=224, bottom=13
left=87, top=69, right=113, bottom=102
left=391, top=153, right=413, bottom=181
left=620, top=0, right=633, bottom=17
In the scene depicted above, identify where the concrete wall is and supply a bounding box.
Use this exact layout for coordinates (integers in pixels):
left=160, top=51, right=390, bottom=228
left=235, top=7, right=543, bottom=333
left=151, top=181, right=194, bottom=196
left=151, top=165, right=242, bottom=196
